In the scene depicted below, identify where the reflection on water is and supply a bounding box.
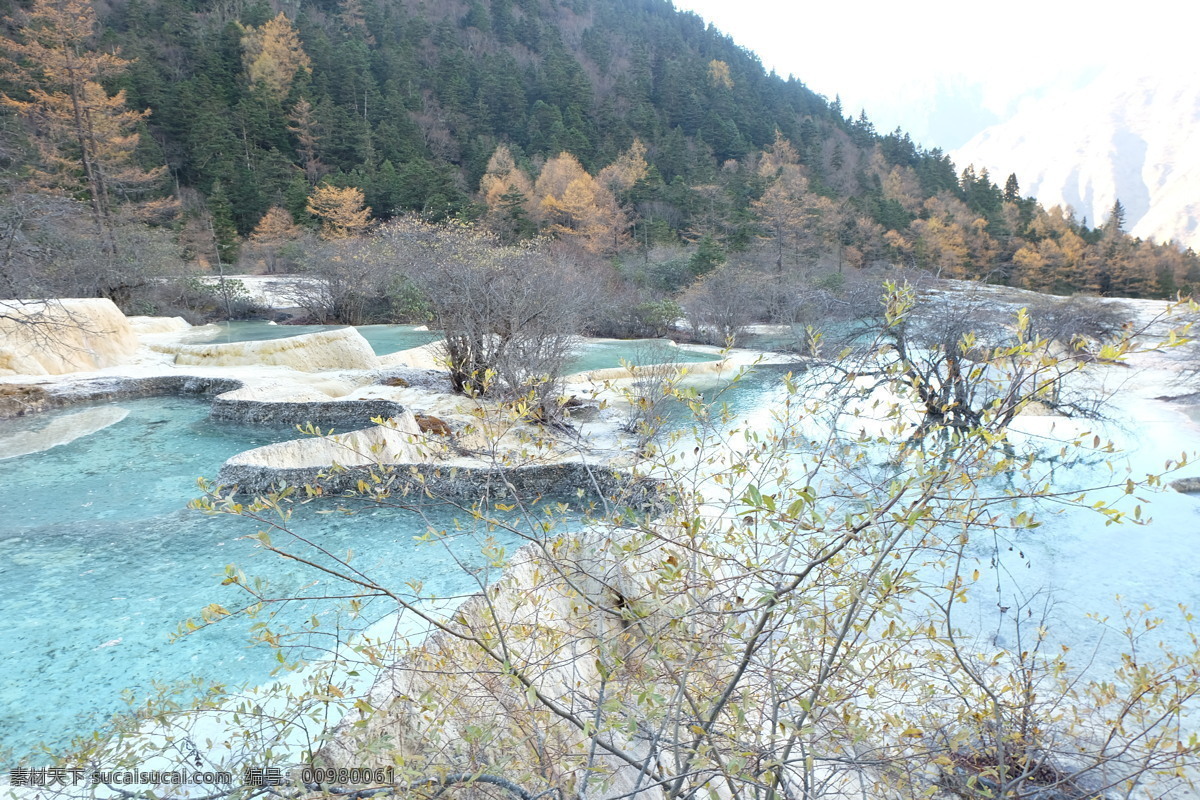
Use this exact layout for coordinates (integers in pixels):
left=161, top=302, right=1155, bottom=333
left=666, top=372, right=1200, bottom=676
left=0, top=406, right=129, bottom=460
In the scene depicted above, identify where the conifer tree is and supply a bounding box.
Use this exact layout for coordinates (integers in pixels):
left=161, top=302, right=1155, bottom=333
left=288, top=97, right=326, bottom=185
left=1004, top=172, right=1021, bottom=202
left=0, top=0, right=172, bottom=286
left=247, top=206, right=303, bottom=273
left=306, top=184, right=371, bottom=239
left=1108, top=198, right=1127, bottom=232
left=241, top=13, right=312, bottom=101
left=207, top=181, right=240, bottom=265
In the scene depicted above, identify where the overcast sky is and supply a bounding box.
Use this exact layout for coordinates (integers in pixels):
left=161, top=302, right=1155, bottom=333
left=670, top=0, right=1197, bottom=151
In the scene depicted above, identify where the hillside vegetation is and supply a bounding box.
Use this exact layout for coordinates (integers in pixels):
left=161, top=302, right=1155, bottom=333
left=2, top=0, right=1198, bottom=321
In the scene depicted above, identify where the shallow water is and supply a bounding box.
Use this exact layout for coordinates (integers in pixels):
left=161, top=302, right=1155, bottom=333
left=705, top=373, right=1200, bottom=673
left=957, top=398, right=1200, bottom=667
left=0, top=406, right=129, bottom=460
left=0, top=397, right=569, bottom=763
left=190, top=321, right=721, bottom=371
left=187, top=321, right=440, bottom=356
left=565, top=338, right=718, bottom=374
left=5, top=368, right=1197, bottom=763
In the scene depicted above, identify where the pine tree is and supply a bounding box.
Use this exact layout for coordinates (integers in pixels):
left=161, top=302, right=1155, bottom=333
left=1003, top=173, right=1020, bottom=202
left=207, top=181, right=241, bottom=265
left=1107, top=198, right=1127, bottom=232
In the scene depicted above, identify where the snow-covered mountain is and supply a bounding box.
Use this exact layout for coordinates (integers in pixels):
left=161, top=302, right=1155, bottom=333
left=952, top=69, right=1200, bottom=250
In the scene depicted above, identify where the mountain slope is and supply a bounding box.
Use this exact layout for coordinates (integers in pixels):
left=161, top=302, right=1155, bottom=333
left=953, top=70, right=1200, bottom=249
left=3, top=0, right=1199, bottom=303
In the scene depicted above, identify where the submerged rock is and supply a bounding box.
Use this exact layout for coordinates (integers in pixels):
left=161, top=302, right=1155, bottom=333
left=0, top=384, right=50, bottom=418
left=0, top=375, right=243, bottom=419
left=0, top=405, right=129, bottom=459
left=1170, top=476, right=1200, bottom=494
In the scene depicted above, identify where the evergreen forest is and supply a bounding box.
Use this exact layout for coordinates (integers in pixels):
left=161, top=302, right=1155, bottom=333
left=3, top=0, right=1198, bottom=322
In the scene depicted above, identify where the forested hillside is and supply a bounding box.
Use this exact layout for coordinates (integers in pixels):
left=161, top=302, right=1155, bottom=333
left=2, top=0, right=1198, bottom=319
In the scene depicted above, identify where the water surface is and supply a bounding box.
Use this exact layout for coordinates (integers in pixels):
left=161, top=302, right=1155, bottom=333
left=0, top=397, right=567, bottom=762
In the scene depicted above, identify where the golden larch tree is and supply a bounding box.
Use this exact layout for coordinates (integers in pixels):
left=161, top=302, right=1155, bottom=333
left=479, top=145, right=533, bottom=205
left=248, top=206, right=303, bottom=273
left=307, top=184, right=371, bottom=240
left=242, top=13, right=311, bottom=101
left=596, top=138, right=649, bottom=195
left=757, top=129, right=800, bottom=177
left=478, top=144, right=536, bottom=241
left=707, top=59, right=733, bottom=90
left=532, top=152, right=626, bottom=253
left=0, top=0, right=172, bottom=273
left=751, top=141, right=837, bottom=274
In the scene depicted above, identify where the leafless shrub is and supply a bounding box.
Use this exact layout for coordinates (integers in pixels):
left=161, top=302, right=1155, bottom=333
left=617, top=340, right=685, bottom=450
left=792, top=278, right=1149, bottom=446
left=279, top=236, right=423, bottom=325
left=680, top=263, right=767, bottom=345
left=0, top=189, right=182, bottom=310
left=378, top=219, right=602, bottom=420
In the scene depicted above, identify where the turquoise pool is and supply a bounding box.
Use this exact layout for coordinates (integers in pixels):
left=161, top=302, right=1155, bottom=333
left=190, top=322, right=721, bottom=371
left=187, top=321, right=440, bottom=356
left=0, top=397, right=569, bottom=763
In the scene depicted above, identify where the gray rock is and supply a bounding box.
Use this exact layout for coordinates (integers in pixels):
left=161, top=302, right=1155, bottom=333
left=209, top=396, right=410, bottom=429
left=0, top=375, right=243, bottom=419
left=216, top=459, right=658, bottom=508
left=372, top=367, right=454, bottom=393
left=1170, top=476, right=1200, bottom=494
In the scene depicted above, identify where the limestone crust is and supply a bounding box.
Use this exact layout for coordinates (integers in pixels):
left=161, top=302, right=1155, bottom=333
left=0, top=299, right=140, bottom=375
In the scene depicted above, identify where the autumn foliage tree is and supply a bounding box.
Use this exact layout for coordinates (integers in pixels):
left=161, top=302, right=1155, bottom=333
left=532, top=152, right=627, bottom=254
left=596, top=138, right=649, bottom=197
left=306, top=184, right=371, bottom=240
left=478, top=145, right=536, bottom=242
left=245, top=206, right=305, bottom=273
left=1011, top=206, right=1091, bottom=294
left=0, top=0, right=173, bottom=300
left=241, top=13, right=312, bottom=101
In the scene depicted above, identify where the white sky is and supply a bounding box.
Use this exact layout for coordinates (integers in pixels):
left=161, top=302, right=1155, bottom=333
left=670, top=0, right=1197, bottom=151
